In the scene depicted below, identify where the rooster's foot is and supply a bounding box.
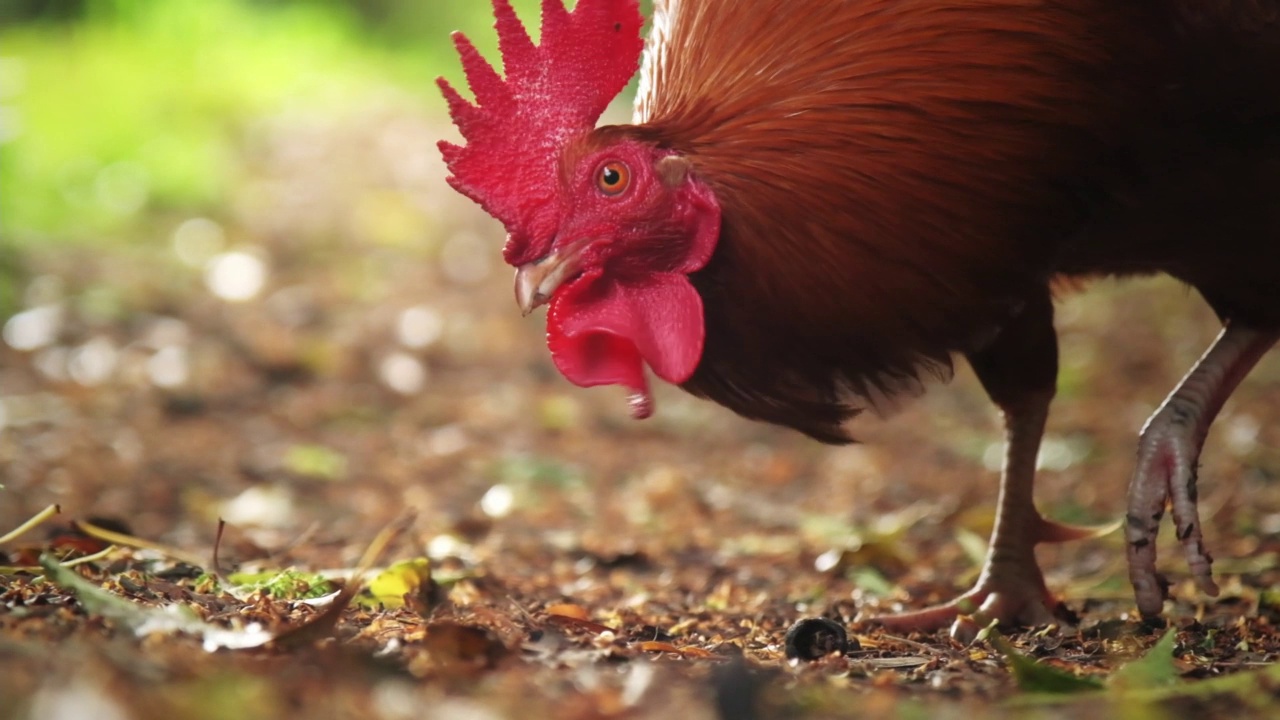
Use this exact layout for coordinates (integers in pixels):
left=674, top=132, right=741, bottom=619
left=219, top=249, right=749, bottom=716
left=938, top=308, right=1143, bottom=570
left=1125, top=403, right=1218, bottom=618
left=863, top=563, right=1075, bottom=644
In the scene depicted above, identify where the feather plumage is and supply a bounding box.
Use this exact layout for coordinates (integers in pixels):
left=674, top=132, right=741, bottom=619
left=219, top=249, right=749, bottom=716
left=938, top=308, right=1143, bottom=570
left=439, top=0, right=1280, bottom=629
left=611, top=0, right=1280, bottom=440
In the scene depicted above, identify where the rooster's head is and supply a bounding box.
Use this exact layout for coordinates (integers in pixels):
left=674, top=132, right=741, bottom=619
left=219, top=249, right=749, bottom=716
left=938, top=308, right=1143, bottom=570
left=438, top=0, right=721, bottom=418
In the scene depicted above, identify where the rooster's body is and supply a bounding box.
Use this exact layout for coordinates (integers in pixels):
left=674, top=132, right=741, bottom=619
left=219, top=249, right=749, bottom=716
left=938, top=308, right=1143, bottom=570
left=641, top=1, right=1280, bottom=438
left=439, top=0, right=1280, bottom=636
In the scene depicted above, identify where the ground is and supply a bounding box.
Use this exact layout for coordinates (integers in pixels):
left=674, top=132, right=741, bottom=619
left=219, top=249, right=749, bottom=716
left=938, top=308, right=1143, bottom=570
left=1, top=96, right=1279, bottom=719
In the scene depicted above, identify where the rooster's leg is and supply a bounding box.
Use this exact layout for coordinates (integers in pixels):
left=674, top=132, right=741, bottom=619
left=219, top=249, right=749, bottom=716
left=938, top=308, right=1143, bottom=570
left=867, top=292, right=1097, bottom=640
left=1126, top=323, right=1277, bottom=617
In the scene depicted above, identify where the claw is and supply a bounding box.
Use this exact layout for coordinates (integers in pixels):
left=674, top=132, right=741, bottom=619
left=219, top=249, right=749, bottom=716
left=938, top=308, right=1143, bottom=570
left=862, top=549, right=1075, bottom=641
left=1124, top=325, right=1276, bottom=617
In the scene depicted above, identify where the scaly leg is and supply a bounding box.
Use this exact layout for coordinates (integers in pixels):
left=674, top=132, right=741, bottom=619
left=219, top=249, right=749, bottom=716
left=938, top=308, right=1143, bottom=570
left=868, top=292, right=1101, bottom=640
left=1126, top=323, right=1278, bottom=617
left=869, top=388, right=1102, bottom=640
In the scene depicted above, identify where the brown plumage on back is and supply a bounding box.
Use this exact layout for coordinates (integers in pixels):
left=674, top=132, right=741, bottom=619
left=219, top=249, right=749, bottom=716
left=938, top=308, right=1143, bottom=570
left=440, top=0, right=1280, bottom=637
left=636, top=0, right=1147, bottom=441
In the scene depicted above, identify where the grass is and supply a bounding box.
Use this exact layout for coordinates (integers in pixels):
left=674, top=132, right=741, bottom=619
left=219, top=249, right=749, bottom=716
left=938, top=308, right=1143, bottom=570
left=0, top=0, right=549, bottom=245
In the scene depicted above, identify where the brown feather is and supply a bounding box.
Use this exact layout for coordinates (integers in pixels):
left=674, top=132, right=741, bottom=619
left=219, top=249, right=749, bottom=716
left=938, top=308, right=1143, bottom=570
left=581, top=0, right=1280, bottom=442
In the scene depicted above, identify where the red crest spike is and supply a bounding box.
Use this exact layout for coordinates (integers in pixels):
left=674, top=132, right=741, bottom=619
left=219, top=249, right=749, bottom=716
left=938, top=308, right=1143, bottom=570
left=436, top=0, right=645, bottom=262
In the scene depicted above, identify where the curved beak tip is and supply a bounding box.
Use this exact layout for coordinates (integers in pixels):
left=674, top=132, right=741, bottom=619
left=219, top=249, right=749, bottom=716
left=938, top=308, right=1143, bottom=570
left=518, top=297, right=543, bottom=317
left=514, top=269, right=546, bottom=316
left=513, top=244, right=587, bottom=316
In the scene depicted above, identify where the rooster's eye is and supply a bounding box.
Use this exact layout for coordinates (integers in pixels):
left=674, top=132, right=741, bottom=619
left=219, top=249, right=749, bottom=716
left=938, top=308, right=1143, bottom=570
left=596, top=161, right=630, bottom=196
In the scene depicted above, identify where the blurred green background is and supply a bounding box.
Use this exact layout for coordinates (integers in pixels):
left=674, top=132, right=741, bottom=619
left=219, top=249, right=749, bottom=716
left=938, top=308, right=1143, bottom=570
left=0, top=0, right=567, bottom=247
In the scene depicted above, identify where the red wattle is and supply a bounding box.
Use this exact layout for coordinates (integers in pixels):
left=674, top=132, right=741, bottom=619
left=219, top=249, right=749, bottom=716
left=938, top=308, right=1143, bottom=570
left=545, top=268, right=705, bottom=412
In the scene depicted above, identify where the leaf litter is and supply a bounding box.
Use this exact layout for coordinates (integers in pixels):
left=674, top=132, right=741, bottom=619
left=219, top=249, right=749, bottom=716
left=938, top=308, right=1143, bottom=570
left=0, top=93, right=1278, bottom=719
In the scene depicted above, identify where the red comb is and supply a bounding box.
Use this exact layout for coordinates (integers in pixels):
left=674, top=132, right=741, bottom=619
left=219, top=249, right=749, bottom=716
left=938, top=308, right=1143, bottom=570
left=437, top=0, right=644, bottom=260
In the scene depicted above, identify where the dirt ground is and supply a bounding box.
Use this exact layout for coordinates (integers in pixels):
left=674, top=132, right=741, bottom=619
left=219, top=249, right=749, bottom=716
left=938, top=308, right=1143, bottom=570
left=1, top=97, right=1278, bottom=719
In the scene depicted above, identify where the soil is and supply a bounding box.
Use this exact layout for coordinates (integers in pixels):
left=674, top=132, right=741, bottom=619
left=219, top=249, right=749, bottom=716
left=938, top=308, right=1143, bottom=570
left=1, top=98, right=1278, bottom=719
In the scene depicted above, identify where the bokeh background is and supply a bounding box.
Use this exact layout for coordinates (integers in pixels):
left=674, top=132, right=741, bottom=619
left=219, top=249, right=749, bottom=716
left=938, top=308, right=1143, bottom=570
left=1, top=3, right=1279, bottom=705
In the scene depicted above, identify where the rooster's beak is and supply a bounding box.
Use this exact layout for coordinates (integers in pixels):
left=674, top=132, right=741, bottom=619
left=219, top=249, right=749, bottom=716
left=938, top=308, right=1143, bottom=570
left=514, top=241, right=589, bottom=316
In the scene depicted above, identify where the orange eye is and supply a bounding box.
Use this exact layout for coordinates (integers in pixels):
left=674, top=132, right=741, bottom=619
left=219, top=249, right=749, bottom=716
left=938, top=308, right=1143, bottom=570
left=596, top=161, right=630, bottom=196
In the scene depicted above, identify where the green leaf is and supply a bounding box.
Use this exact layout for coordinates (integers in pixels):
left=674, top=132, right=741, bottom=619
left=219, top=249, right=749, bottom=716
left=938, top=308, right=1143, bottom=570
left=990, top=630, right=1105, bottom=695
left=1110, top=630, right=1179, bottom=691
left=39, top=554, right=275, bottom=650
left=283, top=444, right=348, bottom=482
left=362, top=558, right=435, bottom=609
left=224, top=569, right=337, bottom=600
left=847, top=566, right=895, bottom=598
left=955, top=528, right=990, bottom=568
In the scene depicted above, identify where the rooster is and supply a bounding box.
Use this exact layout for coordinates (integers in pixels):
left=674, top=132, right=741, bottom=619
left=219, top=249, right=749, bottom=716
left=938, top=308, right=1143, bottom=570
left=438, top=0, right=1280, bottom=638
